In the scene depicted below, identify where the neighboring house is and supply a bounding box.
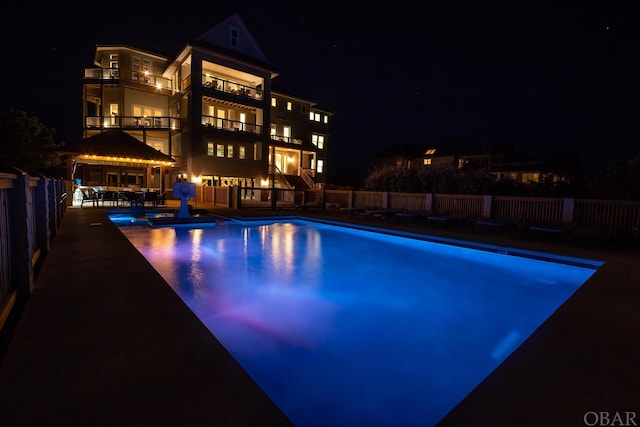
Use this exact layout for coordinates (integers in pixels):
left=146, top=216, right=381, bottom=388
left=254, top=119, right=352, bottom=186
left=374, top=141, right=565, bottom=184
left=72, top=13, right=331, bottom=192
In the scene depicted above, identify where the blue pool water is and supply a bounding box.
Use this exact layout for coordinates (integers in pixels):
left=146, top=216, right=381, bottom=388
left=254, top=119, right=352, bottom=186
left=112, top=217, right=600, bottom=426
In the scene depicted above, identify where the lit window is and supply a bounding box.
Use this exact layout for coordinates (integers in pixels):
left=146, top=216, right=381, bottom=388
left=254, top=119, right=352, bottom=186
left=143, top=59, right=152, bottom=83
left=324, top=115, right=328, bottom=124
left=287, top=101, right=292, bottom=111
left=239, top=146, right=246, bottom=159
left=207, top=143, right=215, bottom=156
left=425, top=148, right=436, bottom=155
left=270, top=124, right=277, bottom=136
left=314, top=112, right=320, bottom=122
left=271, top=98, right=277, bottom=107
left=317, top=159, right=324, bottom=173
left=254, top=142, right=262, bottom=160
left=312, top=134, right=324, bottom=149
left=424, top=158, right=432, bottom=165
left=227, top=144, right=234, bottom=158
left=309, top=111, right=314, bottom=120
left=216, top=144, right=225, bottom=157
left=109, top=53, right=119, bottom=77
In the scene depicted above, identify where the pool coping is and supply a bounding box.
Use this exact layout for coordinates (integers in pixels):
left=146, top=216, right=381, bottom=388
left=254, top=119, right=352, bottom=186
left=1, top=207, right=637, bottom=426
left=214, top=214, right=605, bottom=270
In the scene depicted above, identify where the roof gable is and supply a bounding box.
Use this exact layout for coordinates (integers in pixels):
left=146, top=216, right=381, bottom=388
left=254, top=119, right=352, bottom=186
left=196, top=13, right=268, bottom=64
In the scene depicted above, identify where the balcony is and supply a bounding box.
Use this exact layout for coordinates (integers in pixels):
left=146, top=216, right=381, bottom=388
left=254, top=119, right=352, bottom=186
left=271, top=134, right=303, bottom=145
left=85, top=115, right=180, bottom=131
left=201, top=115, right=262, bottom=135
left=201, top=74, right=263, bottom=100
left=84, top=68, right=173, bottom=91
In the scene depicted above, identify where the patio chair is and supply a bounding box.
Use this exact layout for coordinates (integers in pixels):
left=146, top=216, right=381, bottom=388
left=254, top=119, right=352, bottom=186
left=143, top=191, right=159, bottom=207
left=119, top=191, right=142, bottom=207
left=100, top=191, right=119, bottom=207
left=80, top=189, right=97, bottom=208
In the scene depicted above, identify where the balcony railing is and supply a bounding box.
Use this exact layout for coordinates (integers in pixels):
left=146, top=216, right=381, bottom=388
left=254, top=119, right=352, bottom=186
left=84, top=68, right=173, bottom=91
left=201, top=74, right=263, bottom=100
left=84, top=116, right=180, bottom=130
left=201, top=115, right=262, bottom=134
left=270, top=134, right=303, bottom=145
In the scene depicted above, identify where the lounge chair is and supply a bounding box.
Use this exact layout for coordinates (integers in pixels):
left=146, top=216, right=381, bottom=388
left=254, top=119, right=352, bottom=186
left=529, top=222, right=577, bottom=237
left=339, top=205, right=377, bottom=215
left=475, top=217, right=516, bottom=233
left=395, top=209, right=432, bottom=221
left=364, top=207, right=403, bottom=217
left=427, top=212, right=469, bottom=227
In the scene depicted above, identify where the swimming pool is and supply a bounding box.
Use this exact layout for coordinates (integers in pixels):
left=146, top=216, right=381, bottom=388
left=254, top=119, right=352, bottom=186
left=112, top=216, right=601, bottom=426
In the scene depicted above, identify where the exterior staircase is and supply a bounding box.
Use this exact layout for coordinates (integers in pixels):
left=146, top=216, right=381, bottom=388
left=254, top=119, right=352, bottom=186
left=284, top=174, right=310, bottom=190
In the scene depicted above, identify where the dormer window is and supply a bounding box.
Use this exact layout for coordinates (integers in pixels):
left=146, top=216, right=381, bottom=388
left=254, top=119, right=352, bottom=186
left=230, top=27, right=239, bottom=48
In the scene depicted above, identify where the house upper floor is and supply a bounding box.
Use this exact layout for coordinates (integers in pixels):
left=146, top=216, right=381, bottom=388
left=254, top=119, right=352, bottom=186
left=82, top=14, right=332, bottom=148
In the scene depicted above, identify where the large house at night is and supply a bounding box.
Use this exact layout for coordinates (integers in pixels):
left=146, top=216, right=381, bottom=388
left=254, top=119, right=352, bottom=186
left=72, top=13, right=332, bottom=196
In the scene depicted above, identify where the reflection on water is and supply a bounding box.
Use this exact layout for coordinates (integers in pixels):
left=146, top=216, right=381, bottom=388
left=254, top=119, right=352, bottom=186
left=116, top=219, right=598, bottom=427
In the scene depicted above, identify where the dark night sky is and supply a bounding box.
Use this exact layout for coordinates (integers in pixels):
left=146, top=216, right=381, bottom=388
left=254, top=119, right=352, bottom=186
left=3, top=1, right=640, bottom=180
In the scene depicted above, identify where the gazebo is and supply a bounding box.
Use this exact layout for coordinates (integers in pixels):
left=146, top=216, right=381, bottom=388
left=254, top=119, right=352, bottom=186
left=61, top=129, right=175, bottom=191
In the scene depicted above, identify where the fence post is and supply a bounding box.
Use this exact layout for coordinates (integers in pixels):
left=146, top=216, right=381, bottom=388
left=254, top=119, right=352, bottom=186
left=382, top=191, right=388, bottom=209
left=34, top=177, right=50, bottom=258
left=347, top=190, right=354, bottom=209
left=9, top=172, right=35, bottom=298
left=562, top=198, right=575, bottom=223
left=482, top=195, right=492, bottom=219
left=425, top=193, right=433, bottom=211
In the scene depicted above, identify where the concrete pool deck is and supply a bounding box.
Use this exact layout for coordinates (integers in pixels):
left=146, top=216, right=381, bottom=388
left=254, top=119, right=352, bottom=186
left=0, top=205, right=638, bottom=426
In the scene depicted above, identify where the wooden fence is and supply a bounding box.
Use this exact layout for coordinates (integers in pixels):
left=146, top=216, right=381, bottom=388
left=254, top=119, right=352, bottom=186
left=200, top=186, right=639, bottom=241
left=0, top=172, right=67, bottom=332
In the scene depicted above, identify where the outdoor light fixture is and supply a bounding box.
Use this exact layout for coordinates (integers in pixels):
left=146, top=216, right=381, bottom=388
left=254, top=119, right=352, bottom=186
left=76, top=154, right=173, bottom=166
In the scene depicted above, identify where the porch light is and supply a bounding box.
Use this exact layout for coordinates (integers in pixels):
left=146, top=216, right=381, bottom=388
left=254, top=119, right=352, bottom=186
left=156, top=83, right=162, bottom=89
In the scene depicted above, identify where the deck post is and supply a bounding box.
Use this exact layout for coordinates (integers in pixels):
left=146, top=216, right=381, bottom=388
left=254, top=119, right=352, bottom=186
left=562, top=198, right=575, bottom=223
left=482, top=195, right=492, bottom=218
left=9, top=172, right=35, bottom=298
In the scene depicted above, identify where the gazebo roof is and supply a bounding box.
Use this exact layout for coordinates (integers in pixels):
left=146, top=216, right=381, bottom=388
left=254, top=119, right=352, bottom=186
left=64, top=130, right=175, bottom=166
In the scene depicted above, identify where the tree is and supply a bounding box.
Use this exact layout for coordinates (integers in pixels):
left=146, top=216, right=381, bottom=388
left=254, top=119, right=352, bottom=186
left=0, top=108, right=62, bottom=175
